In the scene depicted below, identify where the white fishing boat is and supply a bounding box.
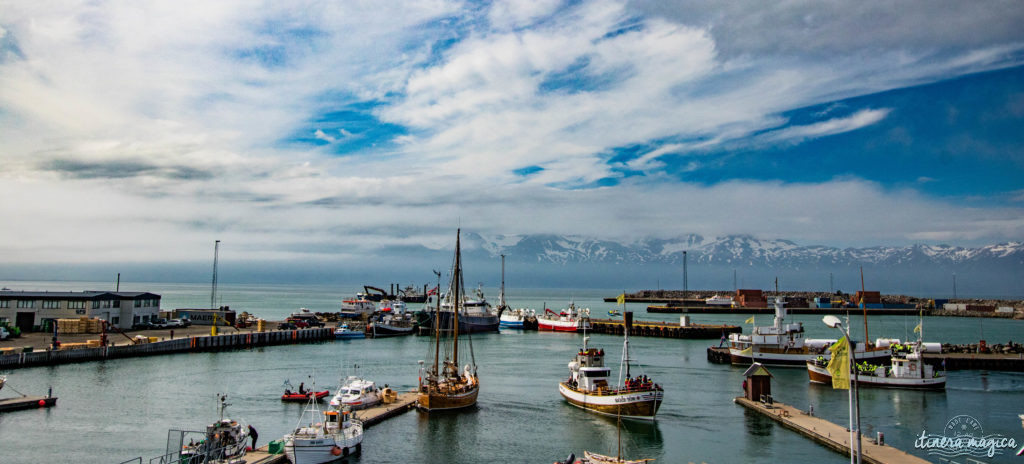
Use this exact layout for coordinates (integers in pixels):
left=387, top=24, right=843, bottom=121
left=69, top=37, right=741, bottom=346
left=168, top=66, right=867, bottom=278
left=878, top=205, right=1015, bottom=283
left=329, top=376, right=381, bottom=410
left=339, top=298, right=376, bottom=318
left=499, top=308, right=535, bottom=329
left=334, top=323, right=365, bottom=340
left=378, top=299, right=407, bottom=313
left=705, top=295, right=734, bottom=306
left=807, top=315, right=946, bottom=389
left=538, top=301, right=592, bottom=332
left=284, top=384, right=364, bottom=464
left=558, top=313, right=663, bottom=420
left=180, top=394, right=250, bottom=464
left=728, top=298, right=891, bottom=366
left=368, top=311, right=414, bottom=337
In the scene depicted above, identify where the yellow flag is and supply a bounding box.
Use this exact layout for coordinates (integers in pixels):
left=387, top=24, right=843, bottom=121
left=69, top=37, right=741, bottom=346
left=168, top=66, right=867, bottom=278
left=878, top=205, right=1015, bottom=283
left=616, top=293, right=625, bottom=305
left=826, top=336, right=850, bottom=389
left=745, top=316, right=754, bottom=324
left=740, top=346, right=753, bottom=356
left=913, top=322, right=921, bottom=334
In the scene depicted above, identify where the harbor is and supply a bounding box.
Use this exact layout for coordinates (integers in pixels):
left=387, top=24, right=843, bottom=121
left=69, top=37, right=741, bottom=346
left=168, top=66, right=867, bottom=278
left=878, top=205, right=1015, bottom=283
left=2, top=282, right=1023, bottom=463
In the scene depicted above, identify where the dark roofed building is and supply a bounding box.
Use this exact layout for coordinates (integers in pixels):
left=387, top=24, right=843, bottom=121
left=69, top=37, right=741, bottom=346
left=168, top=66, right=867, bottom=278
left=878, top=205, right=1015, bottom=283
left=0, top=290, right=161, bottom=332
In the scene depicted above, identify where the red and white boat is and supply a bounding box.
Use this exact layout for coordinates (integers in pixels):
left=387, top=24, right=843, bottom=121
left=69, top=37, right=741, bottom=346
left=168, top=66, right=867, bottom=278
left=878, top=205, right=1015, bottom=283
left=538, top=302, right=591, bottom=332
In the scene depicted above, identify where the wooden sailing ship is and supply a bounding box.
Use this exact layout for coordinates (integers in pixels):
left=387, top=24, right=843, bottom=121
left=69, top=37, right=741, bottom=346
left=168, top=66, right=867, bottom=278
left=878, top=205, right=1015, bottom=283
left=417, top=229, right=480, bottom=411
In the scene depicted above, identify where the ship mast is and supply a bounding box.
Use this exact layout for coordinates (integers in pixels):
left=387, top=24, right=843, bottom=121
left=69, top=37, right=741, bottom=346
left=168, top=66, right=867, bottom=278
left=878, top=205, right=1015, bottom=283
left=452, top=229, right=461, bottom=369
left=433, top=269, right=441, bottom=378
left=498, top=254, right=507, bottom=310
left=860, top=267, right=869, bottom=347
left=210, top=240, right=220, bottom=310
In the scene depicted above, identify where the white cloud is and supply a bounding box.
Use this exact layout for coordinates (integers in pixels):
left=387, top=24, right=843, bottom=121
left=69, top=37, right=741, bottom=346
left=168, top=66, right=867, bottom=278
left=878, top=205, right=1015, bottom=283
left=0, top=0, right=1021, bottom=268
left=758, top=108, right=892, bottom=145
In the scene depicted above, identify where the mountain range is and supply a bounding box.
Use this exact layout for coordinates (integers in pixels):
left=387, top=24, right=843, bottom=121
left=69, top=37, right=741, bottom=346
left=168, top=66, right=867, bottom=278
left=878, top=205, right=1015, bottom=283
left=440, top=233, right=1023, bottom=297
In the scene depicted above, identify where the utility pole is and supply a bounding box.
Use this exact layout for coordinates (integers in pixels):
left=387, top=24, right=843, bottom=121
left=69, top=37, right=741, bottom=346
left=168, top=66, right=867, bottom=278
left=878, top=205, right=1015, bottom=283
left=733, top=269, right=737, bottom=292
left=683, top=251, right=688, bottom=297
left=952, top=273, right=957, bottom=299
left=211, top=240, right=221, bottom=309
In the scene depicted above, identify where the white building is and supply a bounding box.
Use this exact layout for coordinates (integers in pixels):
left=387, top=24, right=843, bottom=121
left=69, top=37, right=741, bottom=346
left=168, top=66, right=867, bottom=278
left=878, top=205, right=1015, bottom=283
left=0, top=290, right=161, bottom=331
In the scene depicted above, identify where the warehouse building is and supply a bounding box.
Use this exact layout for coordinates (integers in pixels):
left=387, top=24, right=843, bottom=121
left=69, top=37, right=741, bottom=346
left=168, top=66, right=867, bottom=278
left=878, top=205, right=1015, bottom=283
left=0, top=290, right=161, bottom=332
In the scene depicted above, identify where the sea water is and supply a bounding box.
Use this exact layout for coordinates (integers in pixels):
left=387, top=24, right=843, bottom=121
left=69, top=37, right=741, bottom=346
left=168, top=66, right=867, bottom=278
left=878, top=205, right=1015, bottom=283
left=0, top=281, right=1022, bottom=463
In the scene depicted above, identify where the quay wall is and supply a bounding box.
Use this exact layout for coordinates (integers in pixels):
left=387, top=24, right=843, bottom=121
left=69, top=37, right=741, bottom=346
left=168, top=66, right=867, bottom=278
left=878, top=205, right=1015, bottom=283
left=589, top=319, right=740, bottom=339
left=0, top=328, right=333, bottom=369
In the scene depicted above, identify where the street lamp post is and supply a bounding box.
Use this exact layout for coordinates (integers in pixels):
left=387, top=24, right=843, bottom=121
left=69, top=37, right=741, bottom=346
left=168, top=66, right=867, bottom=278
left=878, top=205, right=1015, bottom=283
left=823, top=315, right=862, bottom=464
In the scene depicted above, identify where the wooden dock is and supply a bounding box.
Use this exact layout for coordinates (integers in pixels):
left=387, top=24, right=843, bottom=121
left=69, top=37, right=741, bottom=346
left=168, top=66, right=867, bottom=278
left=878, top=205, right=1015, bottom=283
left=0, top=395, right=58, bottom=413
left=252, top=392, right=420, bottom=462
left=589, top=318, right=740, bottom=339
left=734, top=396, right=929, bottom=464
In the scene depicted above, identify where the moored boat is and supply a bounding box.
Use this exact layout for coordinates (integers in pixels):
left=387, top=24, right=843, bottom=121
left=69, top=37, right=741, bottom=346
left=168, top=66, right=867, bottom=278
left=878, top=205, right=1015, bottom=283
left=329, top=376, right=382, bottom=410
left=558, top=312, right=663, bottom=420
left=284, top=384, right=363, bottom=464
left=705, top=295, right=734, bottom=307
left=180, top=394, right=250, bottom=464
left=368, top=311, right=414, bottom=337
left=334, top=323, right=366, bottom=340
left=417, top=229, right=480, bottom=411
left=281, top=386, right=330, bottom=402
left=538, top=302, right=592, bottom=332
left=727, top=298, right=891, bottom=366
left=339, top=298, right=376, bottom=318
left=807, top=316, right=946, bottom=389
left=499, top=308, right=536, bottom=329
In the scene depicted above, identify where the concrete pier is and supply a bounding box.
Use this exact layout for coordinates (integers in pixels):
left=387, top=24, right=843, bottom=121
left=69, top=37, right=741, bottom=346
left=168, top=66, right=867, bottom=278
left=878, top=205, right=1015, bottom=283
left=735, top=396, right=929, bottom=464
left=707, top=346, right=1024, bottom=371
left=589, top=318, right=740, bottom=339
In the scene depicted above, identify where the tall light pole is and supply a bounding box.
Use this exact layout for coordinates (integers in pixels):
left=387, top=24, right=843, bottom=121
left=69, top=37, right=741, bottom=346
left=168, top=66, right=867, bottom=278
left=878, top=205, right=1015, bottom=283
left=682, top=251, right=688, bottom=297
left=823, top=315, right=862, bottom=464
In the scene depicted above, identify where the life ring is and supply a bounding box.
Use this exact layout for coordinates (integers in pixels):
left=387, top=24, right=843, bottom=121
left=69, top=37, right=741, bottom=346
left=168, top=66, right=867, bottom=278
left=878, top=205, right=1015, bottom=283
left=331, top=445, right=342, bottom=456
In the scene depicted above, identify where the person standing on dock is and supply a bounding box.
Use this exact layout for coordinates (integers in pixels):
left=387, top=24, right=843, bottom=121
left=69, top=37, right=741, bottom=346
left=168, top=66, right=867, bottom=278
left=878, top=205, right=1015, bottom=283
left=248, top=425, right=258, bottom=449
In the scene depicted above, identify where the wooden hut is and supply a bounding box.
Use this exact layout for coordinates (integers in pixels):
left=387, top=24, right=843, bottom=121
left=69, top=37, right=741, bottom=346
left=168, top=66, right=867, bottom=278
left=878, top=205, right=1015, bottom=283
left=742, top=362, right=774, bottom=402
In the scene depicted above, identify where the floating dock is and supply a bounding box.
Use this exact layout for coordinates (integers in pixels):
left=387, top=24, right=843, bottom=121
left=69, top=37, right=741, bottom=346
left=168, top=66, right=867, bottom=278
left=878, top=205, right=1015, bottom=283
left=589, top=318, right=740, bottom=339
left=707, top=346, right=1024, bottom=371
left=735, top=396, right=929, bottom=464
left=0, top=395, right=58, bottom=413
left=251, top=392, right=420, bottom=463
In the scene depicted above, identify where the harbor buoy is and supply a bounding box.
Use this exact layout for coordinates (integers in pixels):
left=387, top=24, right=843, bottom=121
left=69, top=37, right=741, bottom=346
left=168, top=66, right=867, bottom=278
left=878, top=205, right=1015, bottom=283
left=331, top=446, right=342, bottom=456
left=38, top=399, right=46, bottom=407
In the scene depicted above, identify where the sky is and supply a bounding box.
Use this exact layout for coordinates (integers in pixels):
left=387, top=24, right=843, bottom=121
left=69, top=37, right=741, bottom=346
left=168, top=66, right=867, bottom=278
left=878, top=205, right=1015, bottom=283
left=1, top=0, right=1024, bottom=272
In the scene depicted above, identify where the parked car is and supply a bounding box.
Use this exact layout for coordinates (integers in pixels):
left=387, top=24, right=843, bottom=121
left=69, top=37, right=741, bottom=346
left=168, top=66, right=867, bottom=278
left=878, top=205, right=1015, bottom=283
left=149, top=318, right=170, bottom=329
left=0, top=326, right=9, bottom=340
left=277, top=321, right=297, bottom=330
left=165, top=319, right=189, bottom=329
left=132, top=321, right=155, bottom=330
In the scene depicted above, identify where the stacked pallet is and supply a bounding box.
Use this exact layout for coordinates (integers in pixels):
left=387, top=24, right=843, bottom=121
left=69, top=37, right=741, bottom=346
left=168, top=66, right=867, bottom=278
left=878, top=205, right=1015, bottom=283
left=58, top=342, right=90, bottom=350
left=56, top=317, right=103, bottom=334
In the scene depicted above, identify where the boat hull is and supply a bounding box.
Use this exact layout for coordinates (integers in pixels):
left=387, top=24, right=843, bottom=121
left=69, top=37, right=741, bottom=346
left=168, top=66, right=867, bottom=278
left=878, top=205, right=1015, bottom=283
left=558, top=382, right=662, bottom=420
left=334, top=331, right=365, bottom=340
left=424, top=310, right=500, bottom=333
left=417, top=384, right=479, bottom=411
left=806, top=362, right=946, bottom=389
left=728, top=348, right=892, bottom=367
left=369, top=324, right=414, bottom=337
left=281, top=391, right=329, bottom=402
left=538, top=318, right=590, bottom=332
left=284, top=434, right=362, bottom=464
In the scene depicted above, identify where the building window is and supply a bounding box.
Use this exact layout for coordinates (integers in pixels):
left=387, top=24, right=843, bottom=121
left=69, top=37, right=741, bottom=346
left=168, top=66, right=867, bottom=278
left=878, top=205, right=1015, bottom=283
left=92, top=301, right=100, bottom=309
left=17, top=300, right=34, bottom=308
left=111, top=316, right=119, bottom=324
left=134, top=300, right=141, bottom=308
left=75, top=309, right=86, bottom=315
left=41, top=300, right=61, bottom=309
left=102, top=300, right=113, bottom=309
left=68, top=301, right=86, bottom=310
left=0, top=300, right=9, bottom=308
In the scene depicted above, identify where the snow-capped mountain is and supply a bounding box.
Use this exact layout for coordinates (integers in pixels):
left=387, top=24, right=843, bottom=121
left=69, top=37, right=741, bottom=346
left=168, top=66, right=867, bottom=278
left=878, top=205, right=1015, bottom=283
left=460, top=233, right=1024, bottom=270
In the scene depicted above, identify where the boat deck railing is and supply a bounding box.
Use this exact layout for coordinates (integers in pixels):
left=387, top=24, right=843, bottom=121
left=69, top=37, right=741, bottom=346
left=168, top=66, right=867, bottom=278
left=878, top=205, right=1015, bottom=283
left=561, top=381, right=662, bottom=397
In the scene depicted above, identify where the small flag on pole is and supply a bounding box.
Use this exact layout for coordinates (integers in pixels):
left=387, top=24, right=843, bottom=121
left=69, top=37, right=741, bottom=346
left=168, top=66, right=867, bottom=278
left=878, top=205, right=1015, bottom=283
left=745, top=316, right=754, bottom=324
left=913, top=322, right=922, bottom=334
left=616, top=293, right=625, bottom=305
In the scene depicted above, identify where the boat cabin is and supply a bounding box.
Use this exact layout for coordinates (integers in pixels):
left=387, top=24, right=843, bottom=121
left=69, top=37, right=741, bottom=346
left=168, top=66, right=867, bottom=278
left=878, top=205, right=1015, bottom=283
left=889, top=352, right=934, bottom=379
left=567, top=338, right=610, bottom=391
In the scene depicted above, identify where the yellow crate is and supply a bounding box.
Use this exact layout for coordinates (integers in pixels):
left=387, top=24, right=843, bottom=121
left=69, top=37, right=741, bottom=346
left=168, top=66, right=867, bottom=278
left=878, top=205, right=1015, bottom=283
left=86, top=340, right=102, bottom=347
left=148, top=337, right=160, bottom=343
left=0, top=347, right=17, bottom=354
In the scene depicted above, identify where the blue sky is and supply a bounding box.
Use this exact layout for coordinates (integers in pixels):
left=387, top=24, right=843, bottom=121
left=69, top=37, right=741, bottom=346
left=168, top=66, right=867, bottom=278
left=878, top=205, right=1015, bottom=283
left=0, top=0, right=1022, bottom=266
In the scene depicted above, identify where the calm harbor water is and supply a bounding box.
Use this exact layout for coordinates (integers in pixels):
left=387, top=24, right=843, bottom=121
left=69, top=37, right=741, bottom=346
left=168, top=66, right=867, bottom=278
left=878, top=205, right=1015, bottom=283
left=1, top=281, right=1023, bottom=463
